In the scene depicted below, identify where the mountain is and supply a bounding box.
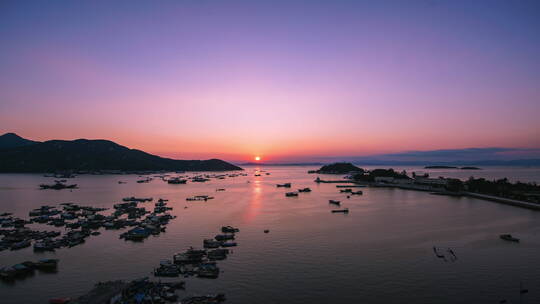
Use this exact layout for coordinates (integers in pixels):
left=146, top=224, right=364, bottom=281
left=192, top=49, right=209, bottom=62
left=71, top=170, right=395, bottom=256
left=0, top=132, right=39, bottom=149
left=0, top=134, right=242, bottom=173
left=315, top=162, right=364, bottom=174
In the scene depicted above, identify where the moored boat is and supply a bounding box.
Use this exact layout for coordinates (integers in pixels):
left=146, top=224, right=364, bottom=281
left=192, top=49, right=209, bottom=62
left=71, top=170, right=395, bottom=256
left=500, top=234, right=520, bottom=242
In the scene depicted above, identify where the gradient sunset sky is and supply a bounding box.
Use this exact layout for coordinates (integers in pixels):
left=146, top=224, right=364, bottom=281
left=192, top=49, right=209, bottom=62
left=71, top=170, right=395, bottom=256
left=1, top=1, right=539, bottom=162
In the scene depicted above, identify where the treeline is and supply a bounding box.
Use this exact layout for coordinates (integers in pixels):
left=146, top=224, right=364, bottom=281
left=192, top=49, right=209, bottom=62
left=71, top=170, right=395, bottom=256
left=448, top=177, right=540, bottom=203
left=352, top=168, right=410, bottom=182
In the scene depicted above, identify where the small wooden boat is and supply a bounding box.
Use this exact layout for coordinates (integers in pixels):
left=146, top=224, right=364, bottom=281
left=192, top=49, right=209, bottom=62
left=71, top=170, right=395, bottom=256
left=277, top=183, right=292, bottom=188
left=433, top=246, right=445, bottom=258
left=329, top=200, right=341, bottom=206
left=331, top=208, right=349, bottom=213
left=500, top=234, right=520, bottom=242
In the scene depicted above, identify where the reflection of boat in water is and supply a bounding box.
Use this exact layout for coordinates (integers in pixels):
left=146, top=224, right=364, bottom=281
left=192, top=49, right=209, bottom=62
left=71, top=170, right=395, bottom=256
left=500, top=234, right=520, bottom=242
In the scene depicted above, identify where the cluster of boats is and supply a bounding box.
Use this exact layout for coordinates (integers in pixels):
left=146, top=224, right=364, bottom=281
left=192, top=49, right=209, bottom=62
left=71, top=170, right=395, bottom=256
left=39, top=181, right=77, bottom=190
left=339, top=188, right=363, bottom=195
left=117, top=199, right=175, bottom=241
left=153, top=226, right=240, bottom=279
left=53, top=277, right=189, bottom=304
left=0, top=259, right=59, bottom=282
left=281, top=184, right=312, bottom=197
left=1, top=197, right=176, bottom=253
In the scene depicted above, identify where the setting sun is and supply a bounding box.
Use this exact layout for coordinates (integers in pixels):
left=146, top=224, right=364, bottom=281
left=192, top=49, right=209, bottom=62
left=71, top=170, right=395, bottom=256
left=254, top=156, right=261, bottom=161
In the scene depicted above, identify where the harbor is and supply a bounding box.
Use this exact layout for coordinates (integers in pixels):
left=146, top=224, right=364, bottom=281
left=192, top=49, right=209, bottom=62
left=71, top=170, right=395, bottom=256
left=1, top=166, right=539, bottom=304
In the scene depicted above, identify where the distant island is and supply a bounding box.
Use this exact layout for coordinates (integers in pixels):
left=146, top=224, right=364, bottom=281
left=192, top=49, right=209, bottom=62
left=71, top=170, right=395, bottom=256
left=424, top=165, right=481, bottom=170
left=240, top=162, right=324, bottom=166
left=424, top=165, right=458, bottom=169
left=311, top=162, right=364, bottom=174
left=0, top=133, right=242, bottom=173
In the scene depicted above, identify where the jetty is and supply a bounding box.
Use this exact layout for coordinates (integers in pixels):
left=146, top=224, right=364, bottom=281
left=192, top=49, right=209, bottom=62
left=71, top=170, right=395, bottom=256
left=464, top=192, right=540, bottom=211
left=314, top=177, right=356, bottom=184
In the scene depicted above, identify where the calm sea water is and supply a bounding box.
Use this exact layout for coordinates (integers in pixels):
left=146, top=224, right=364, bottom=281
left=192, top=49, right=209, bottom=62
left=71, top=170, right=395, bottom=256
left=1, top=166, right=540, bottom=304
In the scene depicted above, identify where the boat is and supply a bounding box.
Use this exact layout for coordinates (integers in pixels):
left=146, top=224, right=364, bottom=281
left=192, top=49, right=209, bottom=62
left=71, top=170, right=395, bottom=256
left=10, top=240, right=31, bottom=250
left=331, top=208, right=349, bottom=213
left=285, top=192, right=298, bottom=197
left=340, top=189, right=352, bottom=193
left=168, top=178, right=187, bottom=184
left=203, top=239, right=221, bottom=249
left=298, top=188, right=311, bottom=192
left=221, top=226, right=240, bottom=233
left=276, top=183, right=291, bottom=188
left=36, top=259, right=59, bottom=271
left=39, top=182, right=77, bottom=190
left=329, top=200, right=341, bottom=206
left=500, top=234, right=520, bottom=242
left=220, top=241, right=237, bottom=247
left=136, top=177, right=152, bottom=183
left=433, top=246, right=445, bottom=258
left=215, top=234, right=235, bottom=241
left=197, top=262, right=220, bottom=278
left=336, top=185, right=366, bottom=188
left=351, top=191, right=363, bottom=195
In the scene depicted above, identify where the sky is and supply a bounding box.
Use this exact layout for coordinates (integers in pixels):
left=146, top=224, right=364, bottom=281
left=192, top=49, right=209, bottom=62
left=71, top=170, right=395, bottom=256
left=1, top=0, right=539, bottom=162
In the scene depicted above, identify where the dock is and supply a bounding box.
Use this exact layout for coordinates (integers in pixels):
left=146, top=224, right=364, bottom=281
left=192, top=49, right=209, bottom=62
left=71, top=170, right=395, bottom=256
left=464, top=192, right=540, bottom=211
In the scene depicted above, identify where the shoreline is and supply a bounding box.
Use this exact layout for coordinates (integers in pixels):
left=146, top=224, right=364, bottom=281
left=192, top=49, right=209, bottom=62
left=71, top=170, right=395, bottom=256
left=365, top=182, right=540, bottom=211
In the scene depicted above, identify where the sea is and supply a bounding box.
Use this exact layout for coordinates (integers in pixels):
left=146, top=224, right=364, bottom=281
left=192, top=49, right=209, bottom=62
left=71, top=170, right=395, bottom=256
left=1, top=165, right=540, bottom=304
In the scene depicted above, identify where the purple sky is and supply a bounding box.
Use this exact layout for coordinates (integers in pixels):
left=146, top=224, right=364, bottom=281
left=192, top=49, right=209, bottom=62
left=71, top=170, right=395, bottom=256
left=1, top=0, right=539, bottom=162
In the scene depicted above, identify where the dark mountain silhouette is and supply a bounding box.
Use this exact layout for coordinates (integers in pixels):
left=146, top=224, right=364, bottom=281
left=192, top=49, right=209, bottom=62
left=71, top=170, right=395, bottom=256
left=0, top=132, right=39, bottom=149
left=0, top=133, right=242, bottom=172
left=315, top=162, right=364, bottom=174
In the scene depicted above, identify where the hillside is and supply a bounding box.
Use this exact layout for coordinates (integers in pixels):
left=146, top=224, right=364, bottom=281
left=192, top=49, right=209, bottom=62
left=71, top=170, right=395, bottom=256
left=0, top=132, right=39, bottom=149
left=315, top=162, right=364, bottom=174
left=0, top=134, right=242, bottom=173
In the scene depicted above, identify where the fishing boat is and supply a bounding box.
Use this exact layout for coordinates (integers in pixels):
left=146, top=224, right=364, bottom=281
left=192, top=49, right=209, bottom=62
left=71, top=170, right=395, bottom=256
left=168, top=178, right=187, bottom=184
left=331, top=208, right=349, bottom=213
left=329, top=200, right=341, bottom=206
left=276, top=183, right=291, bottom=188
left=39, top=182, right=77, bottom=190
left=500, top=234, right=520, bottom=242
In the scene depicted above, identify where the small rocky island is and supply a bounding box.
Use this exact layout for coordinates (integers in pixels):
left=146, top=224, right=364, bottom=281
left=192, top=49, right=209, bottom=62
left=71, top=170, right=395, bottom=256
left=310, top=162, right=364, bottom=174
left=424, top=165, right=458, bottom=169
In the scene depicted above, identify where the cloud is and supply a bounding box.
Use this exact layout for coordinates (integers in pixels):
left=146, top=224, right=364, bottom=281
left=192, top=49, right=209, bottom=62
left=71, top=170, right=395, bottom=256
left=314, top=148, right=540, bottom=165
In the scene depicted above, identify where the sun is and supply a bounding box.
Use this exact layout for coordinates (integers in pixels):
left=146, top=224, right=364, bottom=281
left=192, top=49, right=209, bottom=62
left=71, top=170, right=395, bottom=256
left=254, top=156, right=261, bottom=161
